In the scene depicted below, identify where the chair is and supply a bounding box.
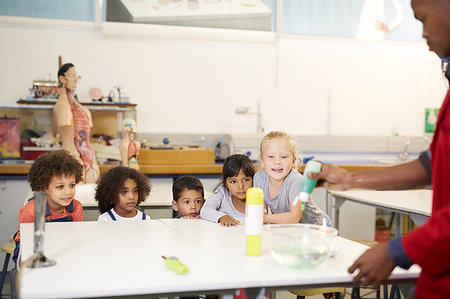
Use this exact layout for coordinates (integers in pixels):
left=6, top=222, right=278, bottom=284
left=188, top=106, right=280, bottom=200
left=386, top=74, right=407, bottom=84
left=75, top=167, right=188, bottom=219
left=0, top=235, right=15, bottom=296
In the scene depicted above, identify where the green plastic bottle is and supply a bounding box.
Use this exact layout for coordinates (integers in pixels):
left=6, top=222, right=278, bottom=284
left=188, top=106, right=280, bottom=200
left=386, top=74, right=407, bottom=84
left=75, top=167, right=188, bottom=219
left=295, top=160, right=322, bottom=210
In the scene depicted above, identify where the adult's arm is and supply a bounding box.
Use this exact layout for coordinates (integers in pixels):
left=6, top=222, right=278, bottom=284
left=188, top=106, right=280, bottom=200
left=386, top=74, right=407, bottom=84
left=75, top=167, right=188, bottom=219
left=349, top=204, right=450, bottom=288
left=308, top=158, right=430, bottom=191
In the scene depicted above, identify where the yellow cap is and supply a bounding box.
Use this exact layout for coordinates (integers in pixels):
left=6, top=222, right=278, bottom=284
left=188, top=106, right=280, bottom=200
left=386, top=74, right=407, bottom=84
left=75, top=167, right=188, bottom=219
left=246, top=235, right=262, bottom=256
left=246, top=187, right=264, bottom=205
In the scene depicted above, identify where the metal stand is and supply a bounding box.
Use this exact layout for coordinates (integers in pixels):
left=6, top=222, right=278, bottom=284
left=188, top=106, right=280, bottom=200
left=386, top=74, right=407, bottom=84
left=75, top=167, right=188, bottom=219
left=28, top=191, right=56, bottom=268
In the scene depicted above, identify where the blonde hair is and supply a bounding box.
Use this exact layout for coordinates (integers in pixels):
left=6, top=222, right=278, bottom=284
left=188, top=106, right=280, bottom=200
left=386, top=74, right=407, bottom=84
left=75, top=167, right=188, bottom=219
left=260, top=131, right=302, bottom=169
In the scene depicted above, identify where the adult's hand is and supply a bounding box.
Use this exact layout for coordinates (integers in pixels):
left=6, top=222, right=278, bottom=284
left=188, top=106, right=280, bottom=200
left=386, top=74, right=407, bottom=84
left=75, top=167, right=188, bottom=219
left=348, top=243, right=396, bottom=288
left=307, top=163, right=354, bottom=191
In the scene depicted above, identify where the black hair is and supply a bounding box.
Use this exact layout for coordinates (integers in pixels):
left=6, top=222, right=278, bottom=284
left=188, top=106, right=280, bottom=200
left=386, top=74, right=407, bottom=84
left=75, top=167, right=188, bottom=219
left=172, top=176, right=204, bottom=202
left=28, top=150, right=84, bottom=191
left=57, top=63, right=74, bottom=85
left=95, top=166, right=151, bottom=214
left=216, top=154, right=255, bottom=191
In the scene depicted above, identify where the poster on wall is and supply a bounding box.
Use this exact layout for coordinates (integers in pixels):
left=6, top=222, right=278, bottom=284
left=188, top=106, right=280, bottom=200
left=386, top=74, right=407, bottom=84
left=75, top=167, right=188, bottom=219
left=0, top=117, right=20, bottom=158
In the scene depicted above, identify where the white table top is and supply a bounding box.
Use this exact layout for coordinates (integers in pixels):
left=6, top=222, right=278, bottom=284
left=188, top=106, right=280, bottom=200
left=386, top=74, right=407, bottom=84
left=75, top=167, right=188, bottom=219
left=331, top=189, right=432, bottom=218
left=160, top=219, right=420, bottom=288
left=19, top=220, right=420, bottom=299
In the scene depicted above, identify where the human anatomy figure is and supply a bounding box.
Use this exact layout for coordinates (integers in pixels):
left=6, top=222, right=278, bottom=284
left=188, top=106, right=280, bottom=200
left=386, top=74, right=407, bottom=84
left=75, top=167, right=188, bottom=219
left=54, top=63, right=100, bottom=184
left=119, top=118, right=140, bottom=170
left=355, top=0, right=404, bottom=40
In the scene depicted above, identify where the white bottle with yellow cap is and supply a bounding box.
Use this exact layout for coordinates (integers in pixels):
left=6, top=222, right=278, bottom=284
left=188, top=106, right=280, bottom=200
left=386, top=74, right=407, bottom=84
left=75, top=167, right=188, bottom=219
left=245, top=187, right=264, bottom=256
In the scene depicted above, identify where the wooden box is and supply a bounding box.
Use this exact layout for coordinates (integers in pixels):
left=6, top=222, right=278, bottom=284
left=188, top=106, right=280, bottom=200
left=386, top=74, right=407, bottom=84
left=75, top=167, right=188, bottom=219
left=139, top=146, right=215, bottom=165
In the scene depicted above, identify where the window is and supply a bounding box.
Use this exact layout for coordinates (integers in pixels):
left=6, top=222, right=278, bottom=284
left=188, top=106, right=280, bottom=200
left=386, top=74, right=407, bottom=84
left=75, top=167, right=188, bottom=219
left=0, top=0, right=95, bottom=21
left=281, top=0, right=423, bottom=42
left=105, top=0, right=276, bottom=32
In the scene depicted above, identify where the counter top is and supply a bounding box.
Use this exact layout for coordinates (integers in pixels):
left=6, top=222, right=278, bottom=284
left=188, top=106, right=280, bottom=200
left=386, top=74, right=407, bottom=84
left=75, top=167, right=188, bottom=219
left=0, top=163, right=390, bottom=176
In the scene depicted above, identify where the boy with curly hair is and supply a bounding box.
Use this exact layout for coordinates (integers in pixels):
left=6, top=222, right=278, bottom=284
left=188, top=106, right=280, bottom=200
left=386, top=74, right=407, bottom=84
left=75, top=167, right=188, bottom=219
left=96, top=166, right=151, bottom=221
left=13, top=149, right=85, bottom=264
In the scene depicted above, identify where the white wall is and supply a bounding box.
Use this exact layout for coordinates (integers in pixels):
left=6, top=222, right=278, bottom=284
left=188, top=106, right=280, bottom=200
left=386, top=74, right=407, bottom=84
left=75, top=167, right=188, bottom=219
left=0, top=17, right=447, bottom=136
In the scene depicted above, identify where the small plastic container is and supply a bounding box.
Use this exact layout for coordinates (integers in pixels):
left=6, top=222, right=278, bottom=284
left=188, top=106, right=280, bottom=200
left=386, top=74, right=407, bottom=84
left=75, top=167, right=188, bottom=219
left=267, top=224, right=338, bottom=269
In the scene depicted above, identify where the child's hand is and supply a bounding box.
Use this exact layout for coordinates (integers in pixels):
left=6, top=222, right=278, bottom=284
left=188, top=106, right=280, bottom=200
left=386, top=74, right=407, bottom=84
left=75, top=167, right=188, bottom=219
left=180, top=215, right=201, bottom=219
left=219, top=215, right=241, bottom=227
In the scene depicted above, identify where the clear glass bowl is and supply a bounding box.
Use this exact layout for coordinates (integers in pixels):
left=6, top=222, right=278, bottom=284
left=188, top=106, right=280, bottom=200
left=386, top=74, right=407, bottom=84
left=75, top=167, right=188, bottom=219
left=266, top=224, right=338, bottom=269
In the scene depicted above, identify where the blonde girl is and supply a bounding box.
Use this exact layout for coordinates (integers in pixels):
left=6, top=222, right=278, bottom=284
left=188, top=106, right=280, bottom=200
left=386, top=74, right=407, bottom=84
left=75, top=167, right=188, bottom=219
left=254, top=131, right=325, bottom=224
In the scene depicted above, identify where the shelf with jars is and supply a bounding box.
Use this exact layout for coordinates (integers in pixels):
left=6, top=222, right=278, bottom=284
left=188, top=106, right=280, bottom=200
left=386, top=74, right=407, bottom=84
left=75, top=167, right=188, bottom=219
left=0, top=101, right=137, bottom=162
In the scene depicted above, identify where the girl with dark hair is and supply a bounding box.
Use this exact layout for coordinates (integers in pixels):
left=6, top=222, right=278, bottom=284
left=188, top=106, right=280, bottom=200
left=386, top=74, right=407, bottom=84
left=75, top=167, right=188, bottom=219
left=54, top=62, right=99, bottom=184
left=200, top=154, right=255, bottom=226
left=95, top=166, right=151, bottom=221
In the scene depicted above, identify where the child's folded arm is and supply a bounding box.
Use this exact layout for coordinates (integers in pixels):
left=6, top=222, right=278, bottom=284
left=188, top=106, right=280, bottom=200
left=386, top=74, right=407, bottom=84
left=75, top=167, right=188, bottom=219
left=200, top=192, right=227, bottom=223
left=263, top=203, right=303, bottom=224
left=200, top=203, right=227, bottom=223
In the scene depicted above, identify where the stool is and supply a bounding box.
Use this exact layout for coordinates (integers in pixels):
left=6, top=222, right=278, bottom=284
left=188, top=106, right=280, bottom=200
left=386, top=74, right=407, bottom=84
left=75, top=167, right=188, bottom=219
left=290, top=287, right=344, bottom=298
left=0, top=236, right=15, bottom=296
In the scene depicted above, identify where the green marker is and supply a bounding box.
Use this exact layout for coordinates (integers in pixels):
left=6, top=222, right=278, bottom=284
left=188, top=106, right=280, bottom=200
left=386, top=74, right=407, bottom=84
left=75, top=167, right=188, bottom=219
left=162, top=256, right=189, bottom=275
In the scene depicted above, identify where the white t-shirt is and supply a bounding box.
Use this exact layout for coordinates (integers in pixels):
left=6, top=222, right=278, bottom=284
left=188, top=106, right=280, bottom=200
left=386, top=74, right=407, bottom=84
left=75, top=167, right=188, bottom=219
left=98, top=208, right=150, bottom=221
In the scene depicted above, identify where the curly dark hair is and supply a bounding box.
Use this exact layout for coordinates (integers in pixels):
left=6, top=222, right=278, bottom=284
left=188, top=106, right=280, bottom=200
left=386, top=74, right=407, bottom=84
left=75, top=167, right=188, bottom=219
left=28, top=150, right=84, bottom=191
left=95, top=166, right=151, bottom=214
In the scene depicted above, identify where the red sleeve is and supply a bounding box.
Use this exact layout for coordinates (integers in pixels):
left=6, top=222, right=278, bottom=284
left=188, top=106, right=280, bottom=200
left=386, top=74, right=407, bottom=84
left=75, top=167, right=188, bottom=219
left=72, top=199, right=84, bottom=221
left=14, top=201, right=36, bottom=242
left=402, top=205, right=450, bottom=277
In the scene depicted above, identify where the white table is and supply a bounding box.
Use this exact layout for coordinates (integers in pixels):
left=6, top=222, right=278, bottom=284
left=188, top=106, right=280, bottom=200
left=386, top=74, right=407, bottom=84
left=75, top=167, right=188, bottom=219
left=18, top=220, right=420, bottom=299
left=330, top=189, right=432, bottom=236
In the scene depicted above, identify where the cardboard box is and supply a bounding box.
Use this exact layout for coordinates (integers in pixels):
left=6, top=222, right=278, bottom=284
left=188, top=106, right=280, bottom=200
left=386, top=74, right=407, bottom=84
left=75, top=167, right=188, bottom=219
left=139, top=146, right=215, bottom=165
